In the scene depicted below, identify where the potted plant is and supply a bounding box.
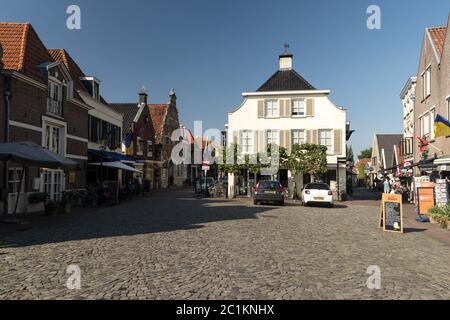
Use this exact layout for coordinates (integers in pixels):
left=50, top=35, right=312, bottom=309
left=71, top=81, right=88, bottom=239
left=60, top=191, right=73, bottom=214
left=428, top=205, right=450, bottom=230
left=27, top=192, right=47, bottom=213
left=45, top=200, right=59, bottom=216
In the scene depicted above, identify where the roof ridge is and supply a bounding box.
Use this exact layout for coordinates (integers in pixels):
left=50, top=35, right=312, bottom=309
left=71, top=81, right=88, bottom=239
left=17, top=23, right=30, bottom=71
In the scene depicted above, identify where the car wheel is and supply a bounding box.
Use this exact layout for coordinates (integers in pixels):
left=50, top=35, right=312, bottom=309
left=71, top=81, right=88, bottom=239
left=328, top=203, right=334, bottom=208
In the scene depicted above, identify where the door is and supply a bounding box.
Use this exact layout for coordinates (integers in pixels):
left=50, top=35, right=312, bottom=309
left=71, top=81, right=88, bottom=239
left=42, top=169, right=64, bottom=202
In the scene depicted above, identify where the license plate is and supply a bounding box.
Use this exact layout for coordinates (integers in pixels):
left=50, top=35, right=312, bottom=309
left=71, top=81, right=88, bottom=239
left=314, top=197, right=324, bottom=201
left=265, top=190, right=276, bottom=194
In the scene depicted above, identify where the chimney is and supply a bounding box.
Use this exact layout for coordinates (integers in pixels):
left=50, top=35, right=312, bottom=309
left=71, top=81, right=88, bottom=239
left=279, top=43, right=293, bottom=70
left=169, top=88, right=177, bottom=106
left=139, top=86, right=148, bottom=105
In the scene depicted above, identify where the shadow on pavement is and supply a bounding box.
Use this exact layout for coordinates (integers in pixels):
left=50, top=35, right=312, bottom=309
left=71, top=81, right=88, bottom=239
left=0, top=190, right=275, bottom=248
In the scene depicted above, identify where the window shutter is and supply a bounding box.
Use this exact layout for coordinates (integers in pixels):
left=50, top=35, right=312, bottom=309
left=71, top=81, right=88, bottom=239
left=285, top=99, right=292, bottom=117
left=258, top=130, right=264, bottom=153
left=334, top=129, right=342, bottom=155
left=280, top=130, right=286, bottom=148
left=313, top=130, right=318, bottom=144
left=253, top=130, right=258, bottom=153
left=279, top=100, right=285, bottom=117
left=232, top=131, right=238, bottom=144
left=257, top=100, right=265, bottom=118
left=306, top=130, right=312, bottom=143
left=306, top=99, right=315, bottom=117
left=286, top=130, right=292, bottom=154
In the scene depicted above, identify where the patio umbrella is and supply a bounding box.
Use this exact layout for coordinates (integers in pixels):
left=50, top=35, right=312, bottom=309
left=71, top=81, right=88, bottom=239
left=0, top=141, right=77, bottom=170
left=0, top=141, right=78, bottom=214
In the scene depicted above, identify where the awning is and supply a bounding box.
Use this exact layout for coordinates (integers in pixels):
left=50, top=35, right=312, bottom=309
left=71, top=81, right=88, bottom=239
left=88, top=149, right=136, bottom=164
left=434, top=156, right=450, bottom=166
left=89, top=161, right=142, bottom=173
left=0, top=141, right=77, bottom=170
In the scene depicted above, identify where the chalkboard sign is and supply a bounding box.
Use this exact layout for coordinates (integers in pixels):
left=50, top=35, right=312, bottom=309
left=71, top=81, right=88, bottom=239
left=380, top=194, right=403, bottom=234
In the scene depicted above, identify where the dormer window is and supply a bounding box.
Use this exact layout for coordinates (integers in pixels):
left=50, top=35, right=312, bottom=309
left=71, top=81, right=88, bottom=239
left=80, top=76, right=101, bottom=101
left=47, top=80, right=63, bottom=117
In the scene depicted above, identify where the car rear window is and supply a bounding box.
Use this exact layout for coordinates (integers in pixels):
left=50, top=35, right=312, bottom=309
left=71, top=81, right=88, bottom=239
left=259, top=181, right=280, bottom=189
left=305, top=183, right=330, bottom=190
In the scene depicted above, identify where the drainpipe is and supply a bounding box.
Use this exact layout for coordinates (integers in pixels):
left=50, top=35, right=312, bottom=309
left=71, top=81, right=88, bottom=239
left=3, top=75, right=11, bottom=214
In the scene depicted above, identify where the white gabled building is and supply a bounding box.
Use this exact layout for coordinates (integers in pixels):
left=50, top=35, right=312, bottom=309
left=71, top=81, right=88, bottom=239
left=226, top=49, right=349, bottom=198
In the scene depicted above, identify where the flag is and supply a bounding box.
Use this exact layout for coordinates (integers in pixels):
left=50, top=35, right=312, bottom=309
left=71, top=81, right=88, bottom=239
left=124, top=131, right=133, bottom=155
left=434, top=114, right=450, bottom=139
left=415, top=135, right=429, bottom=153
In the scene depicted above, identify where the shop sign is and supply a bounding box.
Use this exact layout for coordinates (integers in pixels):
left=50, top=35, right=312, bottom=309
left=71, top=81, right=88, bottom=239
left=379, top=193, right=403, bottom=233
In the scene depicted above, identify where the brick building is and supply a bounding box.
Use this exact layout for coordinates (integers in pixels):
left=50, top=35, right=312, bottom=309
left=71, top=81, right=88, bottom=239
left=414, top=16, right=450, bottom=174
left=110, top=89, right=156, bottom=189
left=0, top=23, right=90, bottom=213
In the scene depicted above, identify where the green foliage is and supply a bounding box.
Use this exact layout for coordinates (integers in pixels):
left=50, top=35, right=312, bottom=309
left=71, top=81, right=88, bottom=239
left=357, top=163, right=366, bottom=180
left=28, top=192, right=47, bottom=204
left=286, top=143, right=328, bottom=175
left=358, top=148, right=372, bottom=160
left=428, top=205, right=450, bottom=229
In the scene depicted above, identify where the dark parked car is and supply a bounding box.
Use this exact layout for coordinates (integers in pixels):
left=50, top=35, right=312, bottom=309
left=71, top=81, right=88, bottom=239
left=253, top=181, right=285, bottom=206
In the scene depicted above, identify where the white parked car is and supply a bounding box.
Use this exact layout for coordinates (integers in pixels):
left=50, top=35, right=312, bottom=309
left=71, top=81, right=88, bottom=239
left=302, top=183, right=334, bottom=207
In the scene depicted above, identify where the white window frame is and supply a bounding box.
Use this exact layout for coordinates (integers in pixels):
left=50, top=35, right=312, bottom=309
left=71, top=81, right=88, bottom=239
left=136, top=137, right=143, bottom=156
left=41, top=169, right=65, bottom=202
left=430, top=107, right=435, bottom=141
left=239, top=130, right=253, bottom=154
left=318, top=129, right=333, bottom=155
left=8, top=167, right=25, bottom=194
left=291, top=129, right=306, bottom=146
left=291, top=99, right=306, bottom=117
left=42, top=117, right=66, bottom=156
left=423, top=112, right=430, bottom=139
left=265, top=100, right=279, bottom=118
left=265, top=130, right=280, bottom=149
left=422, top=65, right=431, bottom=100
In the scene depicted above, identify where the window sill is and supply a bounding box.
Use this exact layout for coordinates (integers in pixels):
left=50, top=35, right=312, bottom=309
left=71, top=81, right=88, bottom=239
left=46, top=112, right=64, bottom=120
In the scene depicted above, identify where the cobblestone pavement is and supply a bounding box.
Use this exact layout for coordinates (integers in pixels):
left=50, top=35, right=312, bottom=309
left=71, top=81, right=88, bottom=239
left=0, top=189, right=449, bottom=300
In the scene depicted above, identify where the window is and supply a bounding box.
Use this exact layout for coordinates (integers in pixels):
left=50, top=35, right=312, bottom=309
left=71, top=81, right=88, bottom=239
left=423, top=112, right=430, bottom=139
left=45, top=124, right=62, bottom=154
left=292, top=100, right=306, bottom=116
left=42, top=170, right=63, bottom=202
left=93, top=82, right=100, bottom=100
left=147, top=141, right=153, bottom=158
left=292, top=130, right=306, bottom=146
left=8, top=168, right=25, bottom=194
left=318, top=129, right=333, bottom=153
left=447, top=99, right=450, bottom=120
left=47, top=81, right=63, bottom=116
left=240, top=130, right=253, bottom=154
left=266, top=130, right=279, bottom=148
left=265, top=100, right=279, bottom=118
left=136, top=138, right=144, bottom=156
left=430, top=108, right=435, bottom=141
left=422, top=66, right=431, bottom=99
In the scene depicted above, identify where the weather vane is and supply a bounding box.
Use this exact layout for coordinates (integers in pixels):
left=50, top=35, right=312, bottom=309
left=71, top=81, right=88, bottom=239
left=284, top=42, right=290, bottom=52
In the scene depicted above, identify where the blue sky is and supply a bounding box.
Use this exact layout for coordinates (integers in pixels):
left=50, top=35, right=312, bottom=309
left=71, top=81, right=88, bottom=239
left=1, top=0, right=449, bottom=155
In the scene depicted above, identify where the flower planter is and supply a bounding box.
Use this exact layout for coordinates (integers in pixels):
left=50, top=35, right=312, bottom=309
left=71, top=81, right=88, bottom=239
left=27, top=202, right=45, bottom=213
left=45, top=203, right=59, bottom=216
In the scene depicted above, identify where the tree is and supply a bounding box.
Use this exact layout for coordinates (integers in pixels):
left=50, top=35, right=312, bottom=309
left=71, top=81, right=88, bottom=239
left=358, top=148, right=372, bottom=160
left=357, top=163, right=366, bottom=180
left=286, top=143, right=328, bottom=176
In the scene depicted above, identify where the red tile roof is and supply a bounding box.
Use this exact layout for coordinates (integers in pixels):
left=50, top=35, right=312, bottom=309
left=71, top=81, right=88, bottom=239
left=47, top=48, right=87, bottom=101
left=428, top=26, right=447, bottom=57
left=0, top=22, right=53, bottom=82
left=148, top=104, right=169, bottom=144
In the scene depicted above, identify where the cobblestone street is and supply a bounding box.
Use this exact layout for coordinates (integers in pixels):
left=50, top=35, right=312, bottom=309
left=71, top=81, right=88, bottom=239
left=0, top=189, right=449, bottom=300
